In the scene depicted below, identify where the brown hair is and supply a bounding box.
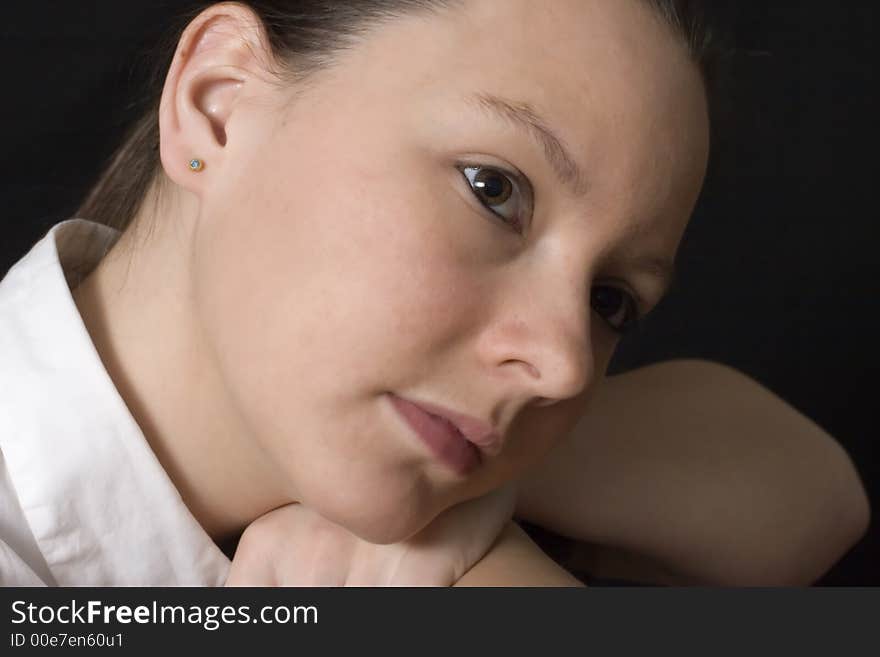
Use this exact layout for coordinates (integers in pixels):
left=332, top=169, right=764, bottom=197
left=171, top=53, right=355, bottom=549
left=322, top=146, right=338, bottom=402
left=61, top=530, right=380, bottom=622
left=75, top=0, right=723, bottom=235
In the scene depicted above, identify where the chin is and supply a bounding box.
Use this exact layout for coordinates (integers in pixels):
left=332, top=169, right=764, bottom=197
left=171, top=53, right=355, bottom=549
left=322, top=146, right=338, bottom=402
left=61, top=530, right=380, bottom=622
left=312, top=477, right=439, bottom=545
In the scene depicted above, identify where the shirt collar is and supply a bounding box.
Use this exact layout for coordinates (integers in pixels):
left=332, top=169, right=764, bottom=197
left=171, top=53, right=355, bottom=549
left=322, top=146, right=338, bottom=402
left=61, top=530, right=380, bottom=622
left=0, top=219, right=231, bottom=585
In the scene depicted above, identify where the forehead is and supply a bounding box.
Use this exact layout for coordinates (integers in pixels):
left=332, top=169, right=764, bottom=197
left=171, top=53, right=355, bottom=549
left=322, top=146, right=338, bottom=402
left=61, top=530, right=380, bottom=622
left=310, top=0, right=709, bottom=246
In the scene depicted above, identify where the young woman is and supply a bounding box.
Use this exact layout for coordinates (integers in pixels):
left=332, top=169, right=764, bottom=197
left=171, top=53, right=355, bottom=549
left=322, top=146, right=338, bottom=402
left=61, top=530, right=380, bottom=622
left=0, top=0, right=868, bottom=586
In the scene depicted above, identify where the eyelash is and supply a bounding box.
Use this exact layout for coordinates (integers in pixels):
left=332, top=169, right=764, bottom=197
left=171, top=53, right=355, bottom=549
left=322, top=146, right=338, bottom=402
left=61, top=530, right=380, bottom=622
left=457, top=162, right=642, bottom=335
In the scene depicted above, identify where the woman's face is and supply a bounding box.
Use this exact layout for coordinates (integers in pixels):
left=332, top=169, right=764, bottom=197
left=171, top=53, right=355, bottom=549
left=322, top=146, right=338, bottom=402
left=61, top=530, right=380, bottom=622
left=189, top=0, right=709, bottom=542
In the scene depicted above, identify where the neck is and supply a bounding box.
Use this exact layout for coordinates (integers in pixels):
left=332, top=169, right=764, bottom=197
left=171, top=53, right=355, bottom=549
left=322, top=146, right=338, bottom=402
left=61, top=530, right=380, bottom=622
left=71, top=198, right=295, bottom=544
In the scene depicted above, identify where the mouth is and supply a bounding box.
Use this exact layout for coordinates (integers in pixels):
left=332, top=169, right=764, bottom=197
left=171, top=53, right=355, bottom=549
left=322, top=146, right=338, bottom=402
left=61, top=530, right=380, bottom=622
left=387, top=393, right=481, bottom=476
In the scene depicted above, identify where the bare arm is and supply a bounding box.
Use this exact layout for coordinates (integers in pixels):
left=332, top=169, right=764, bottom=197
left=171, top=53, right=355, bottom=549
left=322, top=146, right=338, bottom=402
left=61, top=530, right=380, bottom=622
left=514, top=359, right=870, bottom=586
left=453, top=521, right=584, bottom=586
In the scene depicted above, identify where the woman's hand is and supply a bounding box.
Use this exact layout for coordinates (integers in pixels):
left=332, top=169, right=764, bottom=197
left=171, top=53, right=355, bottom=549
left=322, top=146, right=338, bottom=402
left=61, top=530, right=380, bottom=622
left=225, top=483, right=516, bottom=586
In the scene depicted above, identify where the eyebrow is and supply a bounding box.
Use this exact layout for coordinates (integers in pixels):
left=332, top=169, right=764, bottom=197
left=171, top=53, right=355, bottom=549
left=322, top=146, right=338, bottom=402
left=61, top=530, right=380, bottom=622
left=464, top=91, right=589, bottom=198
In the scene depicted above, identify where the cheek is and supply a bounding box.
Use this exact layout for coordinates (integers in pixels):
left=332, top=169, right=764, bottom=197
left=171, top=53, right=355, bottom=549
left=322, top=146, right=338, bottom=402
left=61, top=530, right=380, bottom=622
left=190, top=140, right=486, bottom=442
left=190, top=179, right=475, bottom=540
left=492, top=394, right=592, bottom=486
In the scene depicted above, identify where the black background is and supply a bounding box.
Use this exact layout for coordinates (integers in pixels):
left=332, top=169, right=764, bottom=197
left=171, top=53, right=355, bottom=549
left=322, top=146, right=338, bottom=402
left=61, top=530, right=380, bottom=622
left=1, top=2, right=877, bottom=584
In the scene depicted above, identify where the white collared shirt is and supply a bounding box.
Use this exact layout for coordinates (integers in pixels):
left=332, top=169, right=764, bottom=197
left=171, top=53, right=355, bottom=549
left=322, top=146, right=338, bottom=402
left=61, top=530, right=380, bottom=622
left=0, top=219, right=230, bottom=585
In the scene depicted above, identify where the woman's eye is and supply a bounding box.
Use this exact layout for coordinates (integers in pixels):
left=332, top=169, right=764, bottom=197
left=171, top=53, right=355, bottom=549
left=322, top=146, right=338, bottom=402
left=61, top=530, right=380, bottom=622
left=591, top=285, right=641, bottom=334
left=459, top=165, right=529, bottom=232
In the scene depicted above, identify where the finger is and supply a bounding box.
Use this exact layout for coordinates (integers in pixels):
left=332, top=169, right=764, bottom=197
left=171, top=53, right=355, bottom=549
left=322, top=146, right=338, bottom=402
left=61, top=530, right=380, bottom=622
left=388, top=484, right=519, bottom=584
left=279, top=516, right=355, bottom=586
left=225, top=549, right=277, bottom=586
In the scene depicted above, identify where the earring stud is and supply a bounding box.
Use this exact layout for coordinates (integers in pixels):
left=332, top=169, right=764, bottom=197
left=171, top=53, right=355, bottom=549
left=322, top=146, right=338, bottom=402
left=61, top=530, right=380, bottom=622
left=188, top=158, right=204, bottom=172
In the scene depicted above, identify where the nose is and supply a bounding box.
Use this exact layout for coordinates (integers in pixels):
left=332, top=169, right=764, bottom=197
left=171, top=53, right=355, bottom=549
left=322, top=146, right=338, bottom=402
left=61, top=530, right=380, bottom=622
left=482, top=280, right=595, bottom=405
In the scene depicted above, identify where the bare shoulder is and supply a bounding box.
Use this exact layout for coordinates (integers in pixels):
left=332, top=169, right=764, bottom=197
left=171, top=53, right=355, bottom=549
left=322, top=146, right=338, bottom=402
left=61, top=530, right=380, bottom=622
left=598, top=358, right=757, bottom=406
left=514, top=359, right=769, bottom=528
left=515, top=357, right=869, bottom=579
left=453, top=521, right=585, bottom=587
left=567, top=358, right=802, bottom=442
left=529, top=356, right=846, bottom=469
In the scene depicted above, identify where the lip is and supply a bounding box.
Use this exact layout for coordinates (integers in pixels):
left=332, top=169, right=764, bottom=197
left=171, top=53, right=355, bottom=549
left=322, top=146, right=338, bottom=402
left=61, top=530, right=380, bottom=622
left=404, top=397, right=503, bottom=456
left=387, top=393, right=481, bottom=475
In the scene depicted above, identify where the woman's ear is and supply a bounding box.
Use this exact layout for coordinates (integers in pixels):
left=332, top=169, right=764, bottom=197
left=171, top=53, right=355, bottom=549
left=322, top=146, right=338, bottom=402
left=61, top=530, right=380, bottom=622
left=158, top=2, right=275, bottom=193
